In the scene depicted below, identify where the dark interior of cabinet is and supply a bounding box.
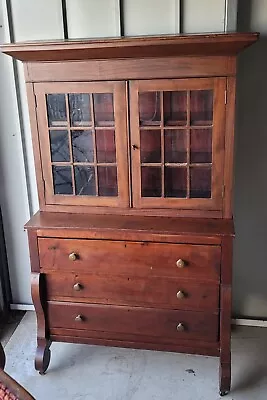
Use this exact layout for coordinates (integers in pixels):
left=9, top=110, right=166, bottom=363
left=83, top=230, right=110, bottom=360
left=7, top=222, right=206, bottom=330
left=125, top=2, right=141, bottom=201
left=139, top=89, right=213, bottom=199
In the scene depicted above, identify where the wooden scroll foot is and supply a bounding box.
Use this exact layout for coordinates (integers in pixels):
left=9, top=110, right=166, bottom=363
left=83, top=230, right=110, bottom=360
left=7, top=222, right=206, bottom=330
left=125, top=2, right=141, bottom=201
left=219, top=362, right=231, bottom=396
left=31, top=273, right=51, bottom=374
left=35, top=340, right=51, bottom=375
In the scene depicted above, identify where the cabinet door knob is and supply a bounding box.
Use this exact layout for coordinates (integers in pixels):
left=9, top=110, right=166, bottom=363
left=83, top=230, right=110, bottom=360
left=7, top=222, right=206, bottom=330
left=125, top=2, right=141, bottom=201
left=75, top=314, right=84, bottom=322
left=176, top=323, right=185, bottom=332
left=69, top=252, right=78, bottom=261
left=132, top=144, right=139, bottom=150
left=73, top=283, right=82, bottom=291
left=176, top=290, right=185, bottom=299
left=176, top=259, right=186, bottom=268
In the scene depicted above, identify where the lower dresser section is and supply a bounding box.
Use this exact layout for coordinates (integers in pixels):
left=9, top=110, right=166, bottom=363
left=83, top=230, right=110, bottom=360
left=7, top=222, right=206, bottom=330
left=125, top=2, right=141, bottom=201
left=26, top=214, right=234, bottom=393
left=47, top=301, right=219, bottom=355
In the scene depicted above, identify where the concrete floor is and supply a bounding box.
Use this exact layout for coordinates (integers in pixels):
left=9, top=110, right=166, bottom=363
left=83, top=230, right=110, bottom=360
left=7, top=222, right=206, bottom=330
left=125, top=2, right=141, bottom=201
left=0, top=310, right=25, bottom=347
left=2, top=312, right=267, bottom=400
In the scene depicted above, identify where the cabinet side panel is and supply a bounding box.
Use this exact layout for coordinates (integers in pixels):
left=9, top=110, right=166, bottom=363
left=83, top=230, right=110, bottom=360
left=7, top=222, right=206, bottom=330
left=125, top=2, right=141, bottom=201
left=223, top=77, right=236, bottom=218
left=27, top=230, right=40, bottom=273
left=25, top=81, right=45, bottom=210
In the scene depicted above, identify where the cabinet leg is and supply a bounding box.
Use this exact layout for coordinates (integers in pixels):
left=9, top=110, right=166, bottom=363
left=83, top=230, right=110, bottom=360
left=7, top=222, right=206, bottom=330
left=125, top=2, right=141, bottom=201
left=219, top=362, right=231, bottom=396
left=35, top=340, right=51, bottom=375
left=220, top=238, right=233, bottom=396
left=31, top=273, right=51, bottom=374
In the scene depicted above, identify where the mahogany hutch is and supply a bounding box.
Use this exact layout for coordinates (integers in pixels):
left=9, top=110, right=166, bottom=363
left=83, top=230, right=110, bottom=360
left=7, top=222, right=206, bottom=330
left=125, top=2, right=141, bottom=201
left=1, top=32, right=258, bottom=396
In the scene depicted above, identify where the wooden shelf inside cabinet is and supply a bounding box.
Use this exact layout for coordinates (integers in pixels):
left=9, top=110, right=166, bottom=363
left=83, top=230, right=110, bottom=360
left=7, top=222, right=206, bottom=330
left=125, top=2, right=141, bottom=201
left=1, top=32, right=258, bottom=395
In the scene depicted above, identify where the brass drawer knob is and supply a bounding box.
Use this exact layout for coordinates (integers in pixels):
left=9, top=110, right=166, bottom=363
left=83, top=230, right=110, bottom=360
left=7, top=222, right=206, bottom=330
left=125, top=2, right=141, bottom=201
left=75, top=314, right=84, bottom=322
left=73, top=283, right=82, bottom=291
left=176, top=259, right=185, bottom=268
left=69, top=252, right=78, bottom=261
left=176, top=290, right=185, bottom=299
left=176, top=323, right=185, bottom=332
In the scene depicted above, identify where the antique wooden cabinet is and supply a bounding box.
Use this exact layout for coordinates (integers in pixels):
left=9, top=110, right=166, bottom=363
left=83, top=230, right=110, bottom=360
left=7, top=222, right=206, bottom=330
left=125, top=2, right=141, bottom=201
left=1, top=33, right=258, bottom=396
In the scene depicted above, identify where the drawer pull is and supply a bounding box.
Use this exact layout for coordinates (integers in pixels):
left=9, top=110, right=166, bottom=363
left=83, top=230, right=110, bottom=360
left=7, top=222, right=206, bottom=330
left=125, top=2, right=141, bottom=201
left=176, top=323, right=185, bottom=332
left=69, top=252, right=78, bottom=261
left=176, top=290, right=186, bottom=299
left=176, top=259, right=186, bottom=268
left=75, top=314, right=84, bottom=322
left=73, top=283, right=82, bottom=291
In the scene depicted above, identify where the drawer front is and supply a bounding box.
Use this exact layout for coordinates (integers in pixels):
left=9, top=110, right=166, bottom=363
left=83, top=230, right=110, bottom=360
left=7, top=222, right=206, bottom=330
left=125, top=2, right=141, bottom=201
left=45, top=273, right=219, bottom=311
left=48, top=301, right=219, bottom=343
left=39, top=238, right=220, bottom=280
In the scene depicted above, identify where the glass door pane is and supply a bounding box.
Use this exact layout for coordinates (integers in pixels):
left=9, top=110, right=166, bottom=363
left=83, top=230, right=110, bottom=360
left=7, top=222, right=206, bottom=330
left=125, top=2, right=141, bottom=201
left=49, top=130, right=70, bottom=162
left=165, top=167, right=187, bottom=198
left=190, top=90, right=213, bottom=126
left=35, top=81, right=129, bottom=208
left=46, top=91, right=118, bottom=198
left=131, top=78, right=225, bottom=211
left=47, top=94, right=67, bottom=127
left=139, top=92, right=161, bottom=126
left=165, top=130, right=187, bottom=163
left=163, top=91, right=187, bottom=126
left=94, top=93, right=114, bottom=126
left=139, top=89, right=213, bottom=200
left=190, top=128, right=212, bottom=163
left=71, top=130, right=94, bottom=162
left=69, top=93, right=92, bottom=127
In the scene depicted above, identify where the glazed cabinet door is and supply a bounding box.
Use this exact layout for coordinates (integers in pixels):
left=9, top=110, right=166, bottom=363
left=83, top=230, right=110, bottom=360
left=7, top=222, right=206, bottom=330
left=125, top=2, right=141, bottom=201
left=34, top=81, right=129, bottom=208
left=130, top=78, right=226, bottom=212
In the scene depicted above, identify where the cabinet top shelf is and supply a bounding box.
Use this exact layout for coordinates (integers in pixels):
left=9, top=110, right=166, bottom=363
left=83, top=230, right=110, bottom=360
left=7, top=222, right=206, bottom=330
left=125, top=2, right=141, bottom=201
left=25, top=211, right=235, bottom=238
left=1, top=32, right=259, bottom=62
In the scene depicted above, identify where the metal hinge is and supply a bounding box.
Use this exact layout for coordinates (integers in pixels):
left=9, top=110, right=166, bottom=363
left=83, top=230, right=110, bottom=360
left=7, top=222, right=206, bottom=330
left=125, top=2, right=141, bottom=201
left=224, top=90, right=227, bottom=105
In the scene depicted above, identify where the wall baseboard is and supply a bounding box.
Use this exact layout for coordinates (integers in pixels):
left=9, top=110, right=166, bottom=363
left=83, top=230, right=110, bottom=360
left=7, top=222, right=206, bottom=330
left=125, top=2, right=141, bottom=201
left=10, top=303, right=34, bottom=311
left=232, top=318, right=267, bottom=328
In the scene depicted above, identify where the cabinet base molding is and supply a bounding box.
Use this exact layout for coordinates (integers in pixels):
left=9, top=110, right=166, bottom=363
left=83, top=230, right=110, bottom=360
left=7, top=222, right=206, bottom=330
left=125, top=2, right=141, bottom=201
left=50, top=334, right=220, bottom=357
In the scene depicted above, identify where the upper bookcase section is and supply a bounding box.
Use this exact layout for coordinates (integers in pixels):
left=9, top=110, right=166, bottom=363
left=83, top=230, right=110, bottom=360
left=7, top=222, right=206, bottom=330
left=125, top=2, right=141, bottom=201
left=1, top=32, right=259, bottom=62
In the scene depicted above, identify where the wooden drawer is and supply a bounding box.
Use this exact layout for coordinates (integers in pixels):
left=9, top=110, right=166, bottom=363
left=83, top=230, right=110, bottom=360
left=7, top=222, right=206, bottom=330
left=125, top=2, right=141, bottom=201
left=45, top=273, right=219, bottom=311
left=39, top=238, right=220, bottom=281
left=48, top=301, right=219, bottom=343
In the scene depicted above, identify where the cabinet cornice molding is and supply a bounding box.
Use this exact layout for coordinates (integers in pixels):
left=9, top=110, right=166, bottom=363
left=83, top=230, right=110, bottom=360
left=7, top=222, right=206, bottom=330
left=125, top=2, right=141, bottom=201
left=1, top=32, right=259, bottom=62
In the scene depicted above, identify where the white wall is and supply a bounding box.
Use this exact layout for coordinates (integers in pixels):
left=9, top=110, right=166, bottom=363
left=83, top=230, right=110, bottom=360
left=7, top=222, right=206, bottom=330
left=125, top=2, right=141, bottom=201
left=5, top=0, right=265, bottom=320
left=0, top=3, right=31, bottom=304
left=0, top=0, right=64, bottom=304
left=66, top=0, right=121, bottom=38
left=183, top=0, right=225, bottom=33
left=123, top=0, right=180, bottom=36
left=233, top=0, right=267, bottom=318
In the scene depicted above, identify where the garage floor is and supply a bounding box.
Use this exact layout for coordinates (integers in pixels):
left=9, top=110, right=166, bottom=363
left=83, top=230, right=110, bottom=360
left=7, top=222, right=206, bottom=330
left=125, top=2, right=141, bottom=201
left=2, top=312, right=267, bottom=400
